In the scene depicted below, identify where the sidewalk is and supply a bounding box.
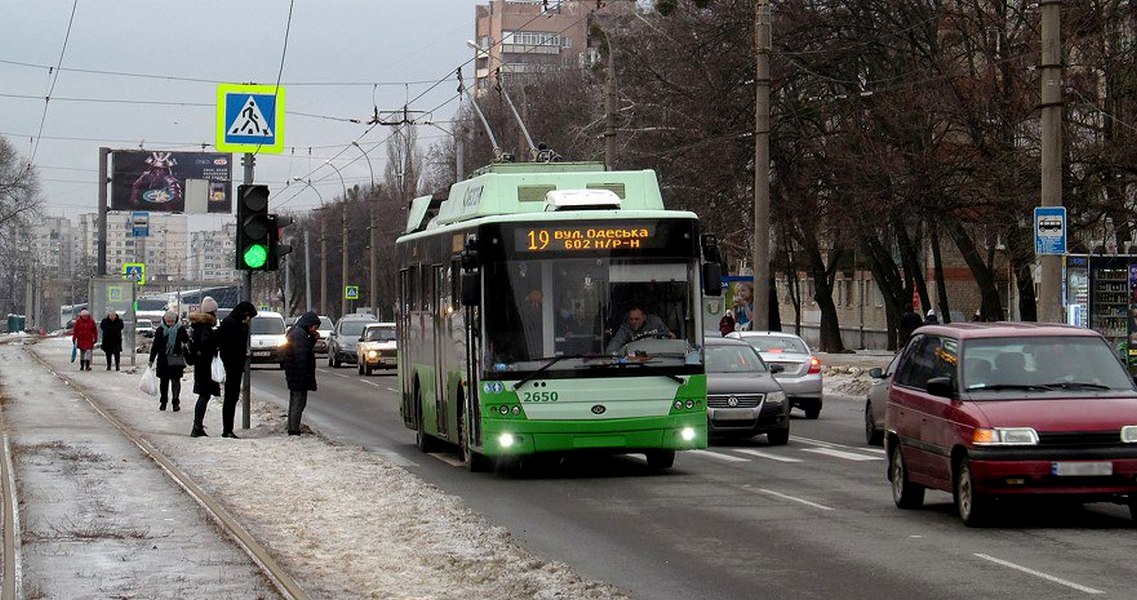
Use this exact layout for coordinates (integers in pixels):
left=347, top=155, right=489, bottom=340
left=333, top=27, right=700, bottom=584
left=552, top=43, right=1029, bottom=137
left=0, top=335, right=627, bottom=600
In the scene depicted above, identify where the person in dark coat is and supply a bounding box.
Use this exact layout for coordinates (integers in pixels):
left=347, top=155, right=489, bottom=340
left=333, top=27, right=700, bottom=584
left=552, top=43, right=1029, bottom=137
left=99, top=309, right=125, bottom=370
left=215, top=301, right=258, bottom=439
left=898, top=304, right=923, bottom=345
left=924, top=309, right=939, bottom=325
left=283, top=312, right=320, bottom=435
left=149, top=311, right=190, bottom=412
left=188, top=297, right=220, bottom=437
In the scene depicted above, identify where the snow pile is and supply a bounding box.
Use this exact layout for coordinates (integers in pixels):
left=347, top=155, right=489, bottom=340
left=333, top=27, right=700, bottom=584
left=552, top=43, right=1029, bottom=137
left=24, top=337, right=629, bottom=600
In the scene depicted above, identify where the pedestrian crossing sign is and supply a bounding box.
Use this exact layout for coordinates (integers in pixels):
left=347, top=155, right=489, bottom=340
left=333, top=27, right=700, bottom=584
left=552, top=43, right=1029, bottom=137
left=216, top=83, right=285, bottom=154
left=344, top=285, right=360, bottom=301
left=123, top=263, right=146, bottom=286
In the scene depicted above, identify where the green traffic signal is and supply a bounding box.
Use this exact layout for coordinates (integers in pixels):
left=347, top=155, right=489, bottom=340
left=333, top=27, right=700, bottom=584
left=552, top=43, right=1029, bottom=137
left=243, top=244, right=268, bottom=269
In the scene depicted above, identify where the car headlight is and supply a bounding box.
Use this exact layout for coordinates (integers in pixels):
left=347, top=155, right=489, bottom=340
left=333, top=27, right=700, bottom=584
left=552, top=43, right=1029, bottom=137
left=765, top=390, right=786, bottom=405
left=1122, top=426, right=1137, bottom=443
left=367, top=350, right=378, bottom=359
left=973, top=427, right=1039, bottom=446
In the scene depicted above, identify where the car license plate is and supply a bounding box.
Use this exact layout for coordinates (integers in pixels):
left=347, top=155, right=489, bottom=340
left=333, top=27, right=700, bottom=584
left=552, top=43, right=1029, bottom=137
left=253, top=351, right=270, bottom=357
left=714, top=408, right=754, bottom=421
left=1051, top=461, right=1112, bottom=476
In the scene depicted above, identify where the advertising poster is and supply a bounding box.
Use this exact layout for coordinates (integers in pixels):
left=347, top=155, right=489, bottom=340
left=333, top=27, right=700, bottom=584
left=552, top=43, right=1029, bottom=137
left=111, top=150, right=232, bottom=213
left=722, top=275, right=754, bottom=332
left=1128, top=265, right=1137, bottom=370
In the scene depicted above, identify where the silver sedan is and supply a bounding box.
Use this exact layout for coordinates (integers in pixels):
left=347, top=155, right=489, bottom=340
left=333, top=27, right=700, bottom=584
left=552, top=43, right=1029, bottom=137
left=726, top=331, right=823, bottom=418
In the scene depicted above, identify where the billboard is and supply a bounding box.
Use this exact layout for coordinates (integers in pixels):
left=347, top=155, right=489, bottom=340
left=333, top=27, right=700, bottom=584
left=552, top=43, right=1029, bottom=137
left=111, top=150, right=232, bottom=213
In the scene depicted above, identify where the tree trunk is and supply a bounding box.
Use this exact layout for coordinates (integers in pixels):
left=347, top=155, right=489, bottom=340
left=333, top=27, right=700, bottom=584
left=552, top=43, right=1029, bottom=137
left=893, top=215, right=929, bottom=314
left=944, top=219, right=1005, bottom=321
left=804, top=242, right=846, bottom=352
left=1006, top=224, right=1038, bottom=321
left=930, top=224, right=951, bottom=323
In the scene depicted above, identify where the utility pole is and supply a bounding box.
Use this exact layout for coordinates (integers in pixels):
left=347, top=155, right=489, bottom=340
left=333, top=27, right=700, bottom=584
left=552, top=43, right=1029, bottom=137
left=97, top=147, right=110, bottom=276
left=320, top=213, right=328, bottom=317
left=604, top=31, right=617, bottom=170
left=304, top=228, right=312, bottom=311
left=752, top=0, right=772, bottom=331
left=1039, top=0, right=1063, bottom=323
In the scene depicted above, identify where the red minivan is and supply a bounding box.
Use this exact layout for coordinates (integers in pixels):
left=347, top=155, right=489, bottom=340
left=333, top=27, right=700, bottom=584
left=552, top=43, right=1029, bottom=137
left=884, top=323, right=1137, bottom=526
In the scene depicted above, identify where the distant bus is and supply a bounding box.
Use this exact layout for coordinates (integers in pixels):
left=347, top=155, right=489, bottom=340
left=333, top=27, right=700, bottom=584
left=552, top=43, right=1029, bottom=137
left=396, top=161, right=721, bottom=471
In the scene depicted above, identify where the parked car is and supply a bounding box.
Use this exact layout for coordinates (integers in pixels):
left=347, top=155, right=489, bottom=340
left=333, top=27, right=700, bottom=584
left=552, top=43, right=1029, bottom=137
left=727, top=331, right=823, bottom=418
left=135, top=318, right=155, bottom=339
left=885, top=322, right=1137, bottom=526
left=864, top=354, right=901, bottom=446
left=704, top=337, right=790, bottom=444
left=356, top=322, right=397, bottom=375
left=249, top=311, right=288, bottom=367
left=314, top=316, right=334, bottom=354
left=328, top=314, right=377, bottom=368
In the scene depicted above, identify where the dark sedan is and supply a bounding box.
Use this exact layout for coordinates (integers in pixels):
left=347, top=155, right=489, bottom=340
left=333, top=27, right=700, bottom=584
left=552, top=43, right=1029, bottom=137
left=704, top=337, right=790, bottom=444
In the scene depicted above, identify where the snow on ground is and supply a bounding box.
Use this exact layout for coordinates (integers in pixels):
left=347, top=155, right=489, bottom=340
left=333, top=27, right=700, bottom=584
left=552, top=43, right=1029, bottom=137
left=3, top=336, right=629, bottom=600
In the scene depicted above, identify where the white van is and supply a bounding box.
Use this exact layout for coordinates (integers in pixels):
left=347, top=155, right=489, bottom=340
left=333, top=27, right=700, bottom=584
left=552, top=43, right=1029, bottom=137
left=249, top=311, right=288, bottom=367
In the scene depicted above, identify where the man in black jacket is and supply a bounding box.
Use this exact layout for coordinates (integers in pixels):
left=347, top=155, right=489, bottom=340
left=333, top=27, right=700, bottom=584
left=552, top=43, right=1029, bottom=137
left=283, top=312, right=320, bottom=435
left=899, top=304, right=923, bottom=345
left=216, top=301, right=258, bottom=438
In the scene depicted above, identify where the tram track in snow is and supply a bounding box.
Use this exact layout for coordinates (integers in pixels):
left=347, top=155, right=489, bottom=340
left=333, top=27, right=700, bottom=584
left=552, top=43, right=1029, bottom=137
left=23, top=348, right=308, bottom=600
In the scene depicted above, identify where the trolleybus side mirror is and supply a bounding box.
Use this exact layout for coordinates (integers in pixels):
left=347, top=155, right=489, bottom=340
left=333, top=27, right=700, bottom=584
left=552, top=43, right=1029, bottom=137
left=461, top=271, right=480, bottom=306
left=700, top=233, right=723, bottom=297
left=701, top=262, right=722, bottom=297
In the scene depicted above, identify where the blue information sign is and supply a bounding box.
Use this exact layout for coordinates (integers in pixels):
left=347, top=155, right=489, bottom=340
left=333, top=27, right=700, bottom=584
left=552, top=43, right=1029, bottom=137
left=1034, top=206, right=1066, bottom=255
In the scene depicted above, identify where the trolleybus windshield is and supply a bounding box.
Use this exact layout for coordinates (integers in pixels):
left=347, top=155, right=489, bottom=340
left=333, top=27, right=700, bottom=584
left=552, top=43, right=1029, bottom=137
left=483, top=257, right=701, bottom=377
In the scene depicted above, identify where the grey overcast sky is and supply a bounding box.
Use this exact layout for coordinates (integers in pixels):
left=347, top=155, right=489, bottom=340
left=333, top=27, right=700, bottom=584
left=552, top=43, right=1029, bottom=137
left=1, top=0, right=485, bottom=224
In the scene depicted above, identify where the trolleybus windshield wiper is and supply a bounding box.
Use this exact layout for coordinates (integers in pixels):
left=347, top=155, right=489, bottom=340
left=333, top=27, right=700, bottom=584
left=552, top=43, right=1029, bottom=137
left=511, top=354, right=596, bottom=390
left=589, top=359, right=685, bottom=383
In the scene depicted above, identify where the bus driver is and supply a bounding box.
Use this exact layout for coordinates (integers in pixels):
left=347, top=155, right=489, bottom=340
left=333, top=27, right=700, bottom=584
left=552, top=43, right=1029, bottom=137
left=607, top=307, right=674, bottom=354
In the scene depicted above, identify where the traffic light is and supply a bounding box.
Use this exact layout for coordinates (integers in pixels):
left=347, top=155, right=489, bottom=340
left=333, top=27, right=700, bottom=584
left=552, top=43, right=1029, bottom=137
left=236, top=184, right=270, bottom=270
left=266, top=214, right=294, bottom=271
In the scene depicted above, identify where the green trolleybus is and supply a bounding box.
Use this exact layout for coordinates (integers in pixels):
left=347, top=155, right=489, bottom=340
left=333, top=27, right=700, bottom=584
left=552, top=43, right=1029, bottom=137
left=396, top=161, right=722, bottom=471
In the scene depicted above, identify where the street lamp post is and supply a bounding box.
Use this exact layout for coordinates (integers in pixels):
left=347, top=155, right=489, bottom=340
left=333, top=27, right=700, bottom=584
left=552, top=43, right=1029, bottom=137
left=325, top=161, right=350, bottom=319
left=352, top=141, right=379, bottom=317
left=291, top=177, right=323, bottom=314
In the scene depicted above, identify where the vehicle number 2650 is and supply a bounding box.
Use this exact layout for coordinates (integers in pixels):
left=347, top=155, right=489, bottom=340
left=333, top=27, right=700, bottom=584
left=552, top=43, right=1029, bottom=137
left=522, top=391, right=559, bottom=403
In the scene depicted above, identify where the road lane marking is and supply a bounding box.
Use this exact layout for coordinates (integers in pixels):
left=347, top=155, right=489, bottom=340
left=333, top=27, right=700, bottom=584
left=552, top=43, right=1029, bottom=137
left=802, top=447, right=883, bottom=462
left=732, top=448, right=803, bottom=463
left=690, top=450, right=749, bottom=462
left=385, top=387, right=398, bottom=393
left=751, top=487, right=834, bottom=511
left=427, top=452, right=465, bottom=467
left=332, top=372, right=350, bottom=379
left=973, top=554, right=1104, bottom=595
left=361, top=380, right=383, bottom=388
left=795, top=435, right=887, bottom=455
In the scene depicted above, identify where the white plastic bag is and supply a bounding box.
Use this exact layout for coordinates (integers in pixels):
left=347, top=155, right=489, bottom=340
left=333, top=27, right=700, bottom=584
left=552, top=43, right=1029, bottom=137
left=139, top=365, right=159, bottom=397
left=211, top=355, right=226, bottom=384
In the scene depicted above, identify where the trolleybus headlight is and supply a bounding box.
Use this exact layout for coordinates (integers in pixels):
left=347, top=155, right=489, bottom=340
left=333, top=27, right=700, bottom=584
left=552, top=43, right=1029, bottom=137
left=684, top=399, right=694, bottom=409
left=499, top=433, right=516, bottom=448
left=674, top=400, right=683, bottom=411
left=511, top=405, right=521, bottom=416
left=680, top=427, right=696, bottom=442
left=499, top=405, right=510, bottom=416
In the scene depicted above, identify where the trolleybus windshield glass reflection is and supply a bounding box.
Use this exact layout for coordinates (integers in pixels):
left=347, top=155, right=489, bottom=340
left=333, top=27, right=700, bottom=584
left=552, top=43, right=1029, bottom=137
left=483, top=258, right=700, bottom=374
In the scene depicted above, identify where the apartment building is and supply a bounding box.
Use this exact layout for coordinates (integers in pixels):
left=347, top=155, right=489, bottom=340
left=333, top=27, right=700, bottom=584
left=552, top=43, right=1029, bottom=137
left=472, top=0, right=594, bottom=94
left=188, top=221, right=239, bottom=282
left=77, top=212, right=188, bottom=283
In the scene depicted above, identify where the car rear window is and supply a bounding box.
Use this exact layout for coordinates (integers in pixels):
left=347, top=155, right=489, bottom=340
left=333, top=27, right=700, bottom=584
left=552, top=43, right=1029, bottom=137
left=963, top=335, right=1134, bottom=392
left=706, top=345, right=768, bottom=373
left=744, top=336, right=808, bottom=354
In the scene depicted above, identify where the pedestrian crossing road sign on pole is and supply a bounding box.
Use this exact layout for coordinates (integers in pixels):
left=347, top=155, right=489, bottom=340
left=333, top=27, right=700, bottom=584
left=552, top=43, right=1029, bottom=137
left=123, top=263, right=146, bottom=286
left=344, top=285, right=360, bottom=301
left=216, top=83, right=286, bottom=154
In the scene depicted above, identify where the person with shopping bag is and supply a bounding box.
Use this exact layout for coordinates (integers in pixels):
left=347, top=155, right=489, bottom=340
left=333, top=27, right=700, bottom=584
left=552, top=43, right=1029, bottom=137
left=188, top=297, right=220, bottom=437
left=215, top=302, right=258, bottom=439
left=149, top=311, right=190, bottom=412
left=71, top=309, right=98, bottom=371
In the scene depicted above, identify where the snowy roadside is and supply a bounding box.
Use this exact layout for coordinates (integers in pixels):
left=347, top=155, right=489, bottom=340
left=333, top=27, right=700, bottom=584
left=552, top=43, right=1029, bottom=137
left=10, top=336, right=629, bottom=600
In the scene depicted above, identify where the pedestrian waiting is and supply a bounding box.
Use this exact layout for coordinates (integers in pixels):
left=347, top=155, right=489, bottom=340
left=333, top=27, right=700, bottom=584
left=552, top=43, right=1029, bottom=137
left=149, top=311, right=190, bottom=412
left=100, top=309, right=124, bottom=370
left=71, top=309, right=98, bottom=371
left=283, top=312, right=320, bottom=435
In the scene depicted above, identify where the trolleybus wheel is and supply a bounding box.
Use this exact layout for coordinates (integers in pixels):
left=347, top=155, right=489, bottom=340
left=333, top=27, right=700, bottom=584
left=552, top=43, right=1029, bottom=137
left=645, top=450, right=675, bottom=470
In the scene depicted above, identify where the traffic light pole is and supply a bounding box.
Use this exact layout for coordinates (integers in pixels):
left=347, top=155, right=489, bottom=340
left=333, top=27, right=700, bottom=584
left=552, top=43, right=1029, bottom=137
left=241, top=153, right=254, bottom=430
